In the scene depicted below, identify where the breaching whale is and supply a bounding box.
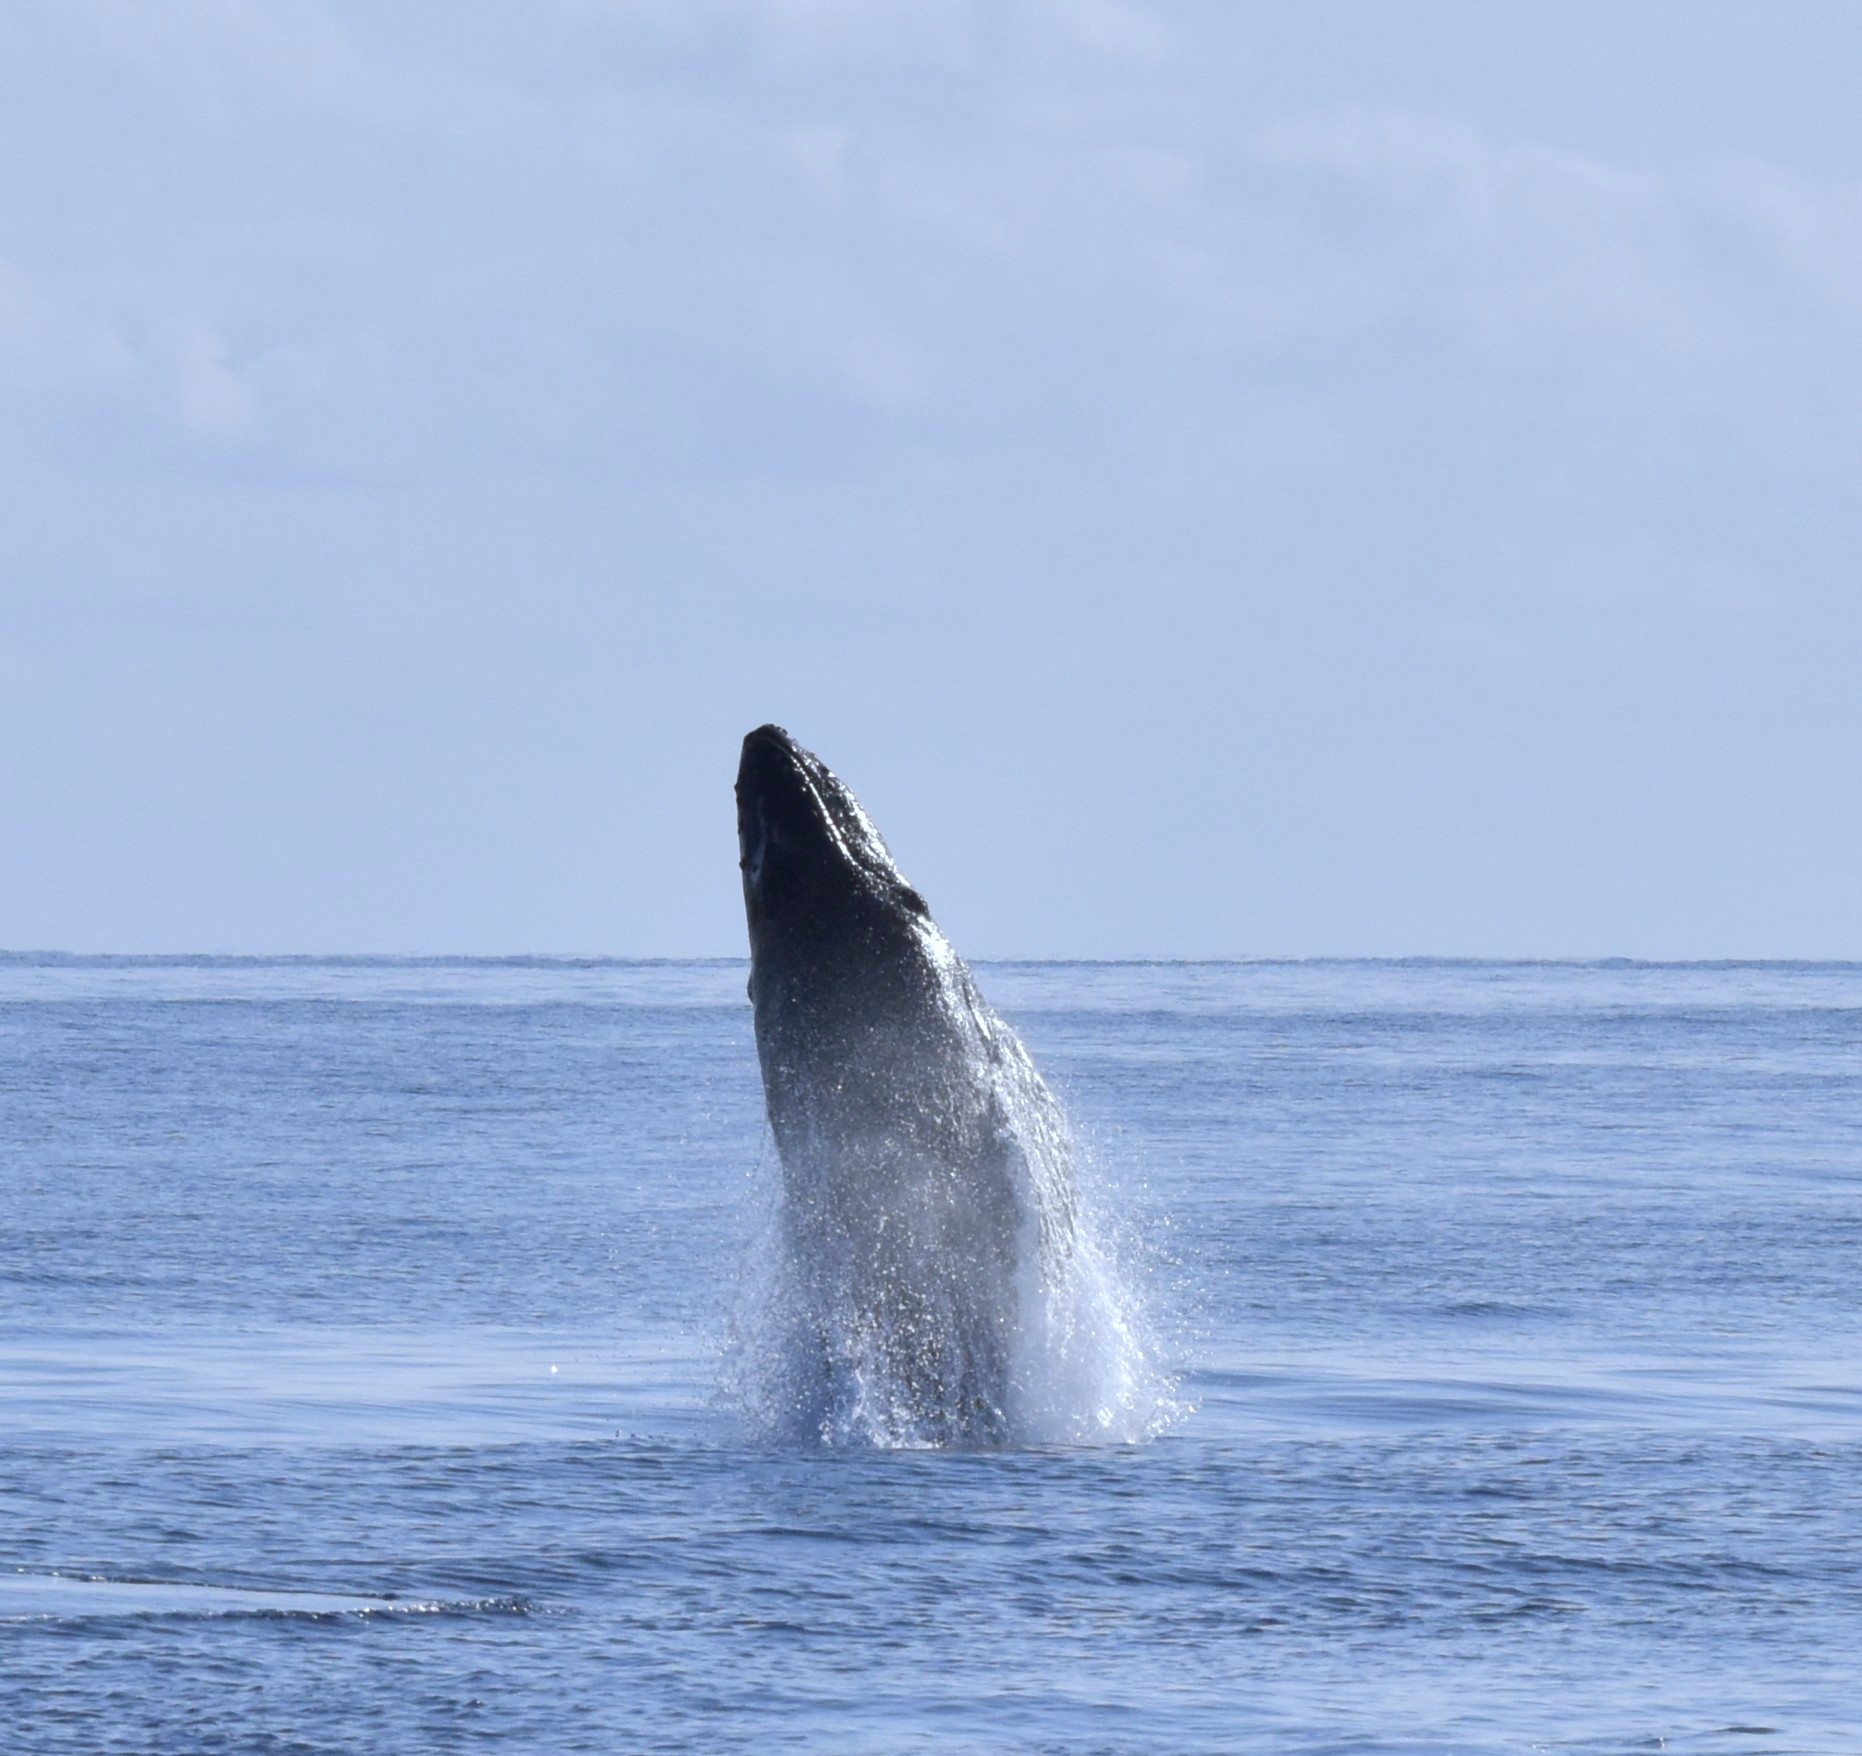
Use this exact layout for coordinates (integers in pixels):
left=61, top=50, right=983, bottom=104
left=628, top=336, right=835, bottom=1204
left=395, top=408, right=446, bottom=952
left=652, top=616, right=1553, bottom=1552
left=736, top=724, right=1077, bottom=1444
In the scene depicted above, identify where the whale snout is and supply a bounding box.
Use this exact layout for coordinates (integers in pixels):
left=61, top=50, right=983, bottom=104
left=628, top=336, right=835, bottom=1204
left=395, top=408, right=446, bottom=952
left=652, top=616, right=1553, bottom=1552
left=735, top=724, right=831, bottom=931
left=736, top=727, right=806, bottom=860
left=743, top=722, right=797, bottom=756
left=736, top=723, right=929, bottom=950
left=736, top=726, right=808, bottom=819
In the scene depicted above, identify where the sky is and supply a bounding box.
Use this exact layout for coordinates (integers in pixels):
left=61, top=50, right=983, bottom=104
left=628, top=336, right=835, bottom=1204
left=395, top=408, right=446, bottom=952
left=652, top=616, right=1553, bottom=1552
left=4, top=0, right=1860, bottom=958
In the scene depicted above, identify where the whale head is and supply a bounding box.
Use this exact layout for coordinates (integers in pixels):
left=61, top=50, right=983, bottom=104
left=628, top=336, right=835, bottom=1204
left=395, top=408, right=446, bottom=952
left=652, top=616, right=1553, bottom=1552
left=736, top=726, right=930, bottom=980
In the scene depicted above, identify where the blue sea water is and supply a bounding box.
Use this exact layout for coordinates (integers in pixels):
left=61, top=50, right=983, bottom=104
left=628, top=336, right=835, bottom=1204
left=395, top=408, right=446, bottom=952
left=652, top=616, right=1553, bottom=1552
left=3, top=955, right=1860, bottom=1753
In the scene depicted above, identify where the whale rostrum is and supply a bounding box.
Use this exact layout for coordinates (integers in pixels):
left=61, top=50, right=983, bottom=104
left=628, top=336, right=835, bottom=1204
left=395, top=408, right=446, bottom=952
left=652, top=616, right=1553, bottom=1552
left=736, top=724, right=1077, bottom=1443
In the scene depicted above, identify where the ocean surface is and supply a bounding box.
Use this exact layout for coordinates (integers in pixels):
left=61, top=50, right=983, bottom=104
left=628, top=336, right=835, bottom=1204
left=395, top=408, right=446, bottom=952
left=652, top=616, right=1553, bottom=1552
left=3, top=955, right=1859, bottom=1753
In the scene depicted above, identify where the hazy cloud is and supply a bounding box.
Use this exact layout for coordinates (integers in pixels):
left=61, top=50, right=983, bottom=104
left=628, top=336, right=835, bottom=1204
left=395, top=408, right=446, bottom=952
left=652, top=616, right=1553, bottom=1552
left=4, top=1, right=1860, bottom=953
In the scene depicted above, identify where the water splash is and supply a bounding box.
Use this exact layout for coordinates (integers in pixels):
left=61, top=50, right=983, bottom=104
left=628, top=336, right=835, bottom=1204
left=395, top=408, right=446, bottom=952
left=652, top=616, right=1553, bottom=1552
left=724, top=1111, right=1180, bottom=1451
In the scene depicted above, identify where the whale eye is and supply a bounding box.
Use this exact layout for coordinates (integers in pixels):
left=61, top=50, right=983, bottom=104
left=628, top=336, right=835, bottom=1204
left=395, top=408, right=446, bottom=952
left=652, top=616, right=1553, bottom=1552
left=900, top=888, right=929, bottom=917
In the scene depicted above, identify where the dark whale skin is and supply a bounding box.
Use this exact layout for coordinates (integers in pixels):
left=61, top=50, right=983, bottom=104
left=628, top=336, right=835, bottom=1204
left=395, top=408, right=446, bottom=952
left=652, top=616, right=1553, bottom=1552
left=736, top=724, right=1075, bottom=1443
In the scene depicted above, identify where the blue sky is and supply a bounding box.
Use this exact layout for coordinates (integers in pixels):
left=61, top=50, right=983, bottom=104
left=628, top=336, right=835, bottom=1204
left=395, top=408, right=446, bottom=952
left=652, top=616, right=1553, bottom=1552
left=4, top=1, right=1860, bottom=956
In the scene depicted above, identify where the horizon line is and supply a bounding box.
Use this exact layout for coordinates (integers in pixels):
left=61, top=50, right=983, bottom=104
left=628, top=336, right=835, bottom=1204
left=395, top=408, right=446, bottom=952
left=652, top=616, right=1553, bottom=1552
left=6, top=950, right=1861, bottom=971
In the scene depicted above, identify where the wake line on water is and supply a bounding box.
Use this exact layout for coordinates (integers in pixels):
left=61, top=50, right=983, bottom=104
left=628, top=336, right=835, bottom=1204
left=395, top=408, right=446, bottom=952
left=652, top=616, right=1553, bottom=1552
left=0, top=1572, right=533, bottom=1622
